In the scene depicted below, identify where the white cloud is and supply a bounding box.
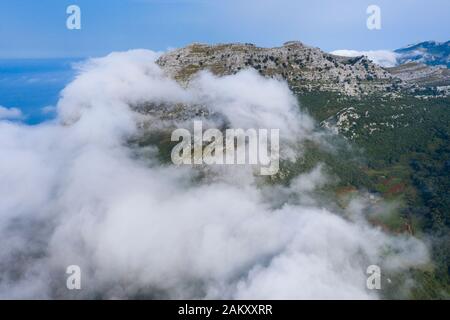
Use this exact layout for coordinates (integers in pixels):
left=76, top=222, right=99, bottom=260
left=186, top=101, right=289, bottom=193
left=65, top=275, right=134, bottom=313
left=0, top=106, right=23, bottom=120
left=41, top=105, right=57, bottom=114
left=0, top=50, right=428, bottom=299
left=331, top=49, right=400, bottom=67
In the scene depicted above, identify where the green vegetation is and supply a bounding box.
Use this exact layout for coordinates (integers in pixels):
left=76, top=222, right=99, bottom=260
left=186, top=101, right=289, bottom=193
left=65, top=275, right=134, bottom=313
left=298, top=90, right=450, bottom=299
left=132, top=88, right=449, bottom=299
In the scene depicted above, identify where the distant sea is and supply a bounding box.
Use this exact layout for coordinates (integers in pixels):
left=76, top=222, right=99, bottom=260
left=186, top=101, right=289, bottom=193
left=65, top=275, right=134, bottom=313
left=0, top=58, right=83, bottom=124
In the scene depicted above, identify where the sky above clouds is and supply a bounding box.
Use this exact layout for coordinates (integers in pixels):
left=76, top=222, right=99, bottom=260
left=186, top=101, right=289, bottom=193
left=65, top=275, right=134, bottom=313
left=0, top=0, right=448, bottom=58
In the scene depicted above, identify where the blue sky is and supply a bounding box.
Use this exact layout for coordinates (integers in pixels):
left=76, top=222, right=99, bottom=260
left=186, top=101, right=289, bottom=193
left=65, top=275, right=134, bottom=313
left=0, top=0, right=449, bottom=58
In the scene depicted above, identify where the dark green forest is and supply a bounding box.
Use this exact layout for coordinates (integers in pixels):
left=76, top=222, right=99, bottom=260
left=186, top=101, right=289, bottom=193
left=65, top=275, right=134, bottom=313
left=299, top=92, right=450, bottom=299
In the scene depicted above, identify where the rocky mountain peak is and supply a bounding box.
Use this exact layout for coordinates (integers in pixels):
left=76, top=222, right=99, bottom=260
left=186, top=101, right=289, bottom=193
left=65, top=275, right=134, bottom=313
left=157, top=42, right=397, bottom=96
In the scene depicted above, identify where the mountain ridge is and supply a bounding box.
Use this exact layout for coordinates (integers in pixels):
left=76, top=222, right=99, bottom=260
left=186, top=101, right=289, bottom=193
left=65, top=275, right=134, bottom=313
left=157, top=41, right=397, bottom=97
left=157, top=41, right=449, bottom=98
left=395, top=40, right=450, bottom=68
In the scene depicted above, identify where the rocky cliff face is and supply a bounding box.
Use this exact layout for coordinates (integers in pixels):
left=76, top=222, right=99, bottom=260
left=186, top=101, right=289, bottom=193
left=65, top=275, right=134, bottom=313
left=157, top=41, right=398, bottom=96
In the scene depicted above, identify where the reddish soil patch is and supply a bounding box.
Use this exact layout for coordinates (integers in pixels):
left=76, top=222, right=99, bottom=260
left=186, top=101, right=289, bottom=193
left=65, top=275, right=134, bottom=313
left=387, top=183, right=405, bottom=195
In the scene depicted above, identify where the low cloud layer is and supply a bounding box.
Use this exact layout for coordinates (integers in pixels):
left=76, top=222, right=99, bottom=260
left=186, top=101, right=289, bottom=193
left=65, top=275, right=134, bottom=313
left=0, top=50, right=428, bottom=299
left=0, top=105, right=23, bottom=120
left=331, top=49, right=400, bottom=67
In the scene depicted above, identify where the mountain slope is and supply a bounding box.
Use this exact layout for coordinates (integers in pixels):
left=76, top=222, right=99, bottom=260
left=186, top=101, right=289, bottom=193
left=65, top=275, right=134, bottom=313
left=387, top=62, right=450, bottom=89
left=153, top=41, right=450, bottom=299
left=395, top=41, right=450, bottom=68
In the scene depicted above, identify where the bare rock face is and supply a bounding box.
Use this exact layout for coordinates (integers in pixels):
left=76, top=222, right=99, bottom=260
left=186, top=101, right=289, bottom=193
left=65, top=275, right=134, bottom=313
left=156, top=42, right=397, bottom=96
